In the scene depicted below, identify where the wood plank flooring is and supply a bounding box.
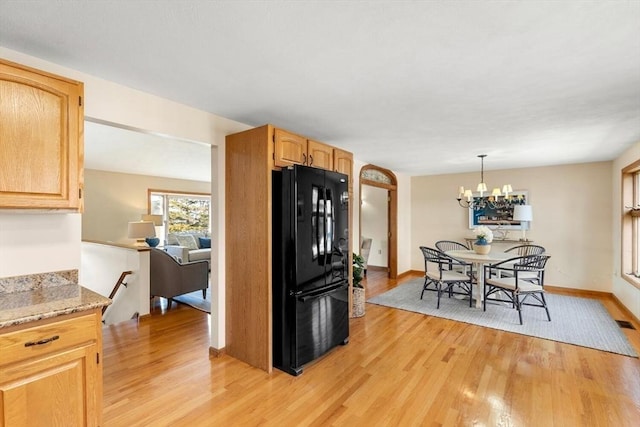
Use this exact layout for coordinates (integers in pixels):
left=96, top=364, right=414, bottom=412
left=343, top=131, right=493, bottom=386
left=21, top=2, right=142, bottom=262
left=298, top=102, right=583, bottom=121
left=102, top=271, right=640, bottom=426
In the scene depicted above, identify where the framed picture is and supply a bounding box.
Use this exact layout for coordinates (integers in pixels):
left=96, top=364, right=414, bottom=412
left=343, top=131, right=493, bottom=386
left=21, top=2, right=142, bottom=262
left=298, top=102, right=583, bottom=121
left=468, top=190, right=528, bottom=229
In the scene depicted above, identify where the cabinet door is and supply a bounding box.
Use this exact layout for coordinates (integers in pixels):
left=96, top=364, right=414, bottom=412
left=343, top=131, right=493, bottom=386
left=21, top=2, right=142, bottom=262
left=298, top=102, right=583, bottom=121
left=274, top=128, right=307, bottom=167
left=0, top=59, right=84, bottom=210
left=307, top=139, right=334, bottom=170
left=333, top=148, right=353, bottom=183
left=0, top=344, right=99, bottom=427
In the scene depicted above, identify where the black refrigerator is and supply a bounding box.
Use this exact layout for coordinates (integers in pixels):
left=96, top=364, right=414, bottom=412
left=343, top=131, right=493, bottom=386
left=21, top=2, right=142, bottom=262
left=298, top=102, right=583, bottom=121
left=272, top=165, right=350, bottom=376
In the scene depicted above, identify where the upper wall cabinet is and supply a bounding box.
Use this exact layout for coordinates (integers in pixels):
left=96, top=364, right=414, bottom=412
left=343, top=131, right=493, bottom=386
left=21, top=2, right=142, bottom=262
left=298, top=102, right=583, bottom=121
left=333, top=148, right=353, bottom=185
left=307, top=139, right=333, bottom=170
left=0, top=59, right=84, bottom=211
left=274, top=128, right=333, bottom=170
left=274, top=128, right=307, bottom=167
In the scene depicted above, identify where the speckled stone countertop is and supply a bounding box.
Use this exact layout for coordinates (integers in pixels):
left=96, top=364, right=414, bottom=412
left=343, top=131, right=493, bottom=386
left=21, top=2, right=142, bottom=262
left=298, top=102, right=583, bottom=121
left=0, top=270, right=112, bottom=328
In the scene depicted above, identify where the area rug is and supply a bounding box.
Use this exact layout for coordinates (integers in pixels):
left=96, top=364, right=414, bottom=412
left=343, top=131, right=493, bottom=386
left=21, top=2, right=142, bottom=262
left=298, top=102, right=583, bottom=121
left=173, top=288, right=211, bottom=313
left=367, top=278, right=638, bottom=357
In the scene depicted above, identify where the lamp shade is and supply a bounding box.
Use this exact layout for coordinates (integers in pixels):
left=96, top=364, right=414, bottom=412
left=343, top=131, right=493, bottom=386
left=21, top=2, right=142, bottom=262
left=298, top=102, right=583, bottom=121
left=141, top=214, right=163, bottom=226
left=513, top=205, right=533, bottom=222
left=127, top=221, right=156, bottom=239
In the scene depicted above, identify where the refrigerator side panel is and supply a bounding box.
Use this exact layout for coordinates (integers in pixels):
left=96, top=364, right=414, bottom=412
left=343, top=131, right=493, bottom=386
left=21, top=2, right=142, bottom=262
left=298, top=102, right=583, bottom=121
left=272, top=169, right=296, bottom=371
left=272, top=170, right=285, bottom=369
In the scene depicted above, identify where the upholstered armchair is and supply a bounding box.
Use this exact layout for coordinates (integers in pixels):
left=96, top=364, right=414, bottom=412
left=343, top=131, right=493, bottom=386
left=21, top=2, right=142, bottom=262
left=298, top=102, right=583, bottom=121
left=150, top=248, right=209, bottom=308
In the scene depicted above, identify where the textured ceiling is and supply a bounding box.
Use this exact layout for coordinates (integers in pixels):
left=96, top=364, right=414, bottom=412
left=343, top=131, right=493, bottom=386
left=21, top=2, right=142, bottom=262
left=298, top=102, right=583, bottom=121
left=1, top=1, right=639, bottom=176
left=84, top=121, right=211, bottom=182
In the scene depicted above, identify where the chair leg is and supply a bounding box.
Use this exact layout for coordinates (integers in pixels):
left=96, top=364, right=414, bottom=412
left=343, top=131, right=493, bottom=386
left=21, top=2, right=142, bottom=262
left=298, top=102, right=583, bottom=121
left=541, top=292, right=551, bottom=321
left=516, top=293, right=523, bottom=325
left=202, top=288, right=206, bottom=299
left=167, top=298, right=173, bottom=309
left=436, top=282, right=442, bottom=309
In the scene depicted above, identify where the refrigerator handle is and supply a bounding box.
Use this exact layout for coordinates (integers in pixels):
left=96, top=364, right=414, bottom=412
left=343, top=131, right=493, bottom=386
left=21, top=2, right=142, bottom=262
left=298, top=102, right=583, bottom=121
left=324, top=187, right=331, bottom=265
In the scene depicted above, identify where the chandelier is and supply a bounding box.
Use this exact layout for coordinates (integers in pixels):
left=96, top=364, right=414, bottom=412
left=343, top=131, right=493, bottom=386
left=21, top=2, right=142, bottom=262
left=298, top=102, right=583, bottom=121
left=457, top=154, right=514, bottom=210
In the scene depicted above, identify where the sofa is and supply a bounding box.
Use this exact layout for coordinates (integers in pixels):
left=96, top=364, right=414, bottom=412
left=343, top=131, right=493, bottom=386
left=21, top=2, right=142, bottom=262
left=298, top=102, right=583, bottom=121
left=164, top=232, right=211, bottom=263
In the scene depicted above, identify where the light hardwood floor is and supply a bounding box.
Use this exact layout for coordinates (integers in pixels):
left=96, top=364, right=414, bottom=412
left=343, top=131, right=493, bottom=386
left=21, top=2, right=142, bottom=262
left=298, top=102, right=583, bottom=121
left=103, top=269, right=640, bottom=426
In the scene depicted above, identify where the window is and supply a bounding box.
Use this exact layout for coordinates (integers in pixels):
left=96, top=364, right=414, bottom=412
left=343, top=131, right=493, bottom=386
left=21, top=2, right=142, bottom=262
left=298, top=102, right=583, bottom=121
left=148, top=190, right=211, bottom=244
left=621, top=160, right=640, bottom=285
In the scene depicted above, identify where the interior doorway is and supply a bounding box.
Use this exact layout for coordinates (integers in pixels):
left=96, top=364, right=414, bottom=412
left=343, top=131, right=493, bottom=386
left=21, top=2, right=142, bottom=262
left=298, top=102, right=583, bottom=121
left=361, top=185, right=388, bottom=268
left=359, top=165, right=398, bottom=279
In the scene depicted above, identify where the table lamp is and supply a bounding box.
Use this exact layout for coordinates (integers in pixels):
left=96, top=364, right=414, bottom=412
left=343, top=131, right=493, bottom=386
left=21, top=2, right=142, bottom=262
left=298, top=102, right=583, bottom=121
left=513, top=205, right=533, bottom=241
left=141, top=214, right=163, bottom=226
left=127, top=221, right=156, bottom=247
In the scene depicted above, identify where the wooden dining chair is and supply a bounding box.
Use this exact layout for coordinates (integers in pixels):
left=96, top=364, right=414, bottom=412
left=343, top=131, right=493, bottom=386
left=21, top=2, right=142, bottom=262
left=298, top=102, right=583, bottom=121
left=419, top=246, right=474, bottom=308
left=505, top=244, right=545, bottom=256
left=501, top=245, right=546, bottom=280
left=435, top=240, right=473, bottom=275
left=435, top=240, right=469, bottom=252
left=483, top=254, right=551, bottom=325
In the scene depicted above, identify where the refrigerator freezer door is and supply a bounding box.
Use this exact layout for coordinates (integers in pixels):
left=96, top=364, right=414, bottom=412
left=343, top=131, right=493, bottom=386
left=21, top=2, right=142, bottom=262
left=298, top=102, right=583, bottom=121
left=293, top=282, right=349, bottom=370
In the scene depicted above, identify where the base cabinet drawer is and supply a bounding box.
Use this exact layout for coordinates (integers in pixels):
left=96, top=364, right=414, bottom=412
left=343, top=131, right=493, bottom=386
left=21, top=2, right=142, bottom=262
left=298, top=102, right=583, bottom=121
left=0, top=313, right=97, bottom=367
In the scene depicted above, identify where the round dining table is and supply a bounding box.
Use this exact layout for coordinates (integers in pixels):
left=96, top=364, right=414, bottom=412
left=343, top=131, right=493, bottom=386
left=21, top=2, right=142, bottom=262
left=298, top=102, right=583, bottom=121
left=445, top=249, right=514, bottom=308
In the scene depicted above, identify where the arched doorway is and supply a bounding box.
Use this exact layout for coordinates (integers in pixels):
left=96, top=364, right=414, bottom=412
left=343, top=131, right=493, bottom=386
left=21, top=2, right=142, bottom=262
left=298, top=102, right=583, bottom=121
left=359, top=165, right=398, bottom=279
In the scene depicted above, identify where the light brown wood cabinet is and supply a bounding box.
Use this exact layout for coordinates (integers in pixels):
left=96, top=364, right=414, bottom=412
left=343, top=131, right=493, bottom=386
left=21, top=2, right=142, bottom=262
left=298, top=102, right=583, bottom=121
left=0, top=309, right=103, bottom=426
left=274, top=128, right=334, bottom=170
left=0, top=58, right=84, bottom=211
left=307, top=139, right=334, bottom=170
left=333, top=148, right=354, bottom=186
left=226, top=124, right=353, bottom=373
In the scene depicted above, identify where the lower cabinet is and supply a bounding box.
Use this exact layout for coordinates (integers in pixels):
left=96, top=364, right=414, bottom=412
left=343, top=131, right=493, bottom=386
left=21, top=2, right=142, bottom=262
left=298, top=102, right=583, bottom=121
left=0, top=309, right=103, bottom=426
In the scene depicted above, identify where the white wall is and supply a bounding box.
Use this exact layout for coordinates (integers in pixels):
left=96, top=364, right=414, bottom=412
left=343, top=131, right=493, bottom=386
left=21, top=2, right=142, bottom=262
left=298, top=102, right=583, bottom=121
left=210, top=145, right=225, bottom=349
left=0, top=46, right=250, bottom=350
left=361, top=185, right=388, bottom=267
left=83, top=169, right=211, bottom=243
left=80, top=242, right=150, bottom=324
left=0, top=213, right=82, bottom=277
left=612, top=141, right=640, bottom=321
left=410, top=161, right=613, bottom=291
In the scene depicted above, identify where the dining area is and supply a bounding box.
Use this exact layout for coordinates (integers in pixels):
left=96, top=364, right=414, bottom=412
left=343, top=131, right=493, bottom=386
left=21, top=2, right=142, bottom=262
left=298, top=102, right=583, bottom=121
left=418, top=225, right=551, bottom=325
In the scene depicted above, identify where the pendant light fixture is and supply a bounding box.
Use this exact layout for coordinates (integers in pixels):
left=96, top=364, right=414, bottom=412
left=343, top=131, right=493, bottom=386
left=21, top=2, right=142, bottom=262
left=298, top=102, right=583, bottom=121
left=457, top=154, right=514, bottom=210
